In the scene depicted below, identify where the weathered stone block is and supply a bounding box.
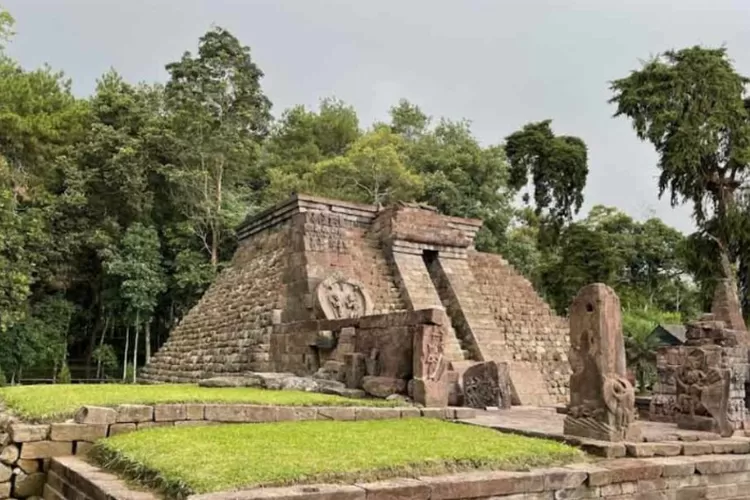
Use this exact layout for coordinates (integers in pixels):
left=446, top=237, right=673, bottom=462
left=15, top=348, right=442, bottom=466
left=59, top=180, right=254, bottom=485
left=585, top=459, right=663, bottom=486
left=0, top=464, right=10, bottom=482
left=461, top=361, right=510, bottom=409
left=13, top=471, right=45, bottom=498
left=49, top=424, right=107, bottom=443
left=73, top=406, right=117, bottom=425
left=107, top=423, right=136, bottom=436
left=420, top=408, right=446, bottom=419
left=10, top=425, right=49, bottom=443
left=0, top=480, right=9, bottom=500
left=354, top=408, right=400, bottom=421
left=204, top=405, right=277, bottom=423
left=694, top=455, right=750, bottom=475
left=20, top=442, right=72, bottom=460
left=16, top=459, right=40, bottom=474
left=189, top=483, right=365, bottom=500
left=344, top=353, right=366, bottom=389
left=316, top=407, right=355, bottom=421
left=116, top=404, right=153, bottom=423
left=154, top=404, right=187, bottom=422
left=136, top=422, right=174, bottom=430
left=362, top=376, right=406, bottom=398
left=625, top=442, right=682, bottom=458
left=276, top=407, right=317, bottom=422
left=419, top=470, right=545, bottom=499
left=355, top=478, right=429, bottom=500
left=682, top=441, right=713, bottom=456
left=185, top=404, right=205, bottom=420
left=0, top=445, right=18, bottom=465
left=74, top=442, right=93, bottom=457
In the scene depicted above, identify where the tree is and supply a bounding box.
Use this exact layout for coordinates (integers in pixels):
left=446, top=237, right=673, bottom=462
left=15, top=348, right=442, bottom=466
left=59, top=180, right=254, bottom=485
left=505, top=120, right=588, bottom=245
left=104, top=223, right=165, bottom=381
left=0, top=6, right=13, bottom=50
left=310, top=126, right=423, bottom=205
left=396, top=109, right=514, bottom=253
left=262, top=98, right=360, bottom=204
left=165, top=26, right=272, bottom=270
left=610, top=47, right=750, bottom=282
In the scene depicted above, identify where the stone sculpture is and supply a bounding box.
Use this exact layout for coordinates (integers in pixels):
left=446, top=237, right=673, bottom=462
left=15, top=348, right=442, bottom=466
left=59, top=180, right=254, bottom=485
left=670, top=315, right=746, bottom=437
left=564, top=283, right=641, bottom=442
left=462, top=361, right=511, bottom=409
left=316, top=273, right=373, bottom=320
left=412, top=325, right=449, bottom=407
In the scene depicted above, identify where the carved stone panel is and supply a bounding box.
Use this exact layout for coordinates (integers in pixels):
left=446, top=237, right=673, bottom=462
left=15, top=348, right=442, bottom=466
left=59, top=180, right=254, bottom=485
left=675, top=346, right=734, bottom=437
left=462, top=361, right=511, bottom=409
left=316, top=273, right=373, bottom=320
left=412, top=325, right=449, bottom=407
left=563, top=283, right=641, bottom=442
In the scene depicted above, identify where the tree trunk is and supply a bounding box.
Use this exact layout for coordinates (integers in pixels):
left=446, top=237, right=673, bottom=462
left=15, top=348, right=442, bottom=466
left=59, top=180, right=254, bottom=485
left=133, top=312, right=140, bottom=384
left=145, top=320, right=151, bottom=364
left=96, top=315, right=110, bottom=379
left=210, top=162, right=224, bottom=270
left=122, top=325, right=130, bottom=381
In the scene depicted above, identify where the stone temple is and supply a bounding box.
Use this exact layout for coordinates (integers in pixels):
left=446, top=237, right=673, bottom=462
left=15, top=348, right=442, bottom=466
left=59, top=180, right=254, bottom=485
left=142, top=194, right=570, bottom=406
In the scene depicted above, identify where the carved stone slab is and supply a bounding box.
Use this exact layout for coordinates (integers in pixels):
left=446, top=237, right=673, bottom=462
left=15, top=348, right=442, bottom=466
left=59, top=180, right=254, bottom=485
left=412, top=325, right=449, bottom=407
left=315, top=273, right=373, bottom=320
left=462, top=361, right=511, bottom=409
left=564, top=283, right=641, bottom=442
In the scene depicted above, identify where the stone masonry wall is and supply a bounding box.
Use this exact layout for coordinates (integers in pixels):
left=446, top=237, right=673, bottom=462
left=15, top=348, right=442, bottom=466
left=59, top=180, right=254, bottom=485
left=300, top=210, right=406, bottom=317
left=468, top=251, right=570, bottom=405
left=142, top=224, right=292, bottom=382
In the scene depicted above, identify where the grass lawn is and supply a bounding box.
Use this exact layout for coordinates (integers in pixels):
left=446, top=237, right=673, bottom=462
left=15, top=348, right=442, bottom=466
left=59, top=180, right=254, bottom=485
left=93, top=418, right=582, bottom=498
left=0, top=384, right=393, bottom=422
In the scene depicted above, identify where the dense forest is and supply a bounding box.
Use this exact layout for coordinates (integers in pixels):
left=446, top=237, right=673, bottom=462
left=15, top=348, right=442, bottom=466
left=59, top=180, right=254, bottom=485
left=1, top=8, right=748, bottom=388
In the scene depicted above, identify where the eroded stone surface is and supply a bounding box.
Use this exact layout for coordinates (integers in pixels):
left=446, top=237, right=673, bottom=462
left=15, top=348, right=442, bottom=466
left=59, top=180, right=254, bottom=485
left=564, top=284, right=640, bottom=442
left=461, top=361, right=510, bottom=409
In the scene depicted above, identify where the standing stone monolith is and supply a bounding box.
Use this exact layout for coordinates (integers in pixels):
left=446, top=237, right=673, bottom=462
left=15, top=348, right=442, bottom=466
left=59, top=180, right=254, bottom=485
left=564, top=283, right=641, bottom=442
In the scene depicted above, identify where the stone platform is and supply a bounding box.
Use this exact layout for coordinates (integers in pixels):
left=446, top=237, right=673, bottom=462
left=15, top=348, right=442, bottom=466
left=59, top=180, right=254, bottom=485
left=462, top=406, right=750, bottom=459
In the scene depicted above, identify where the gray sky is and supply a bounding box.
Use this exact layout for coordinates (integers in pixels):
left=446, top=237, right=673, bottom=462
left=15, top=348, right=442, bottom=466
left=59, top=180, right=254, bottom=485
left=6, top=0, right=750, bottom=233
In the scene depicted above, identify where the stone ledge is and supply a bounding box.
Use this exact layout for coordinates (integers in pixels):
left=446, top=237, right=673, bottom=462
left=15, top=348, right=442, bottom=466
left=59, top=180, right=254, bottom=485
left=183, top=454, right=750, bottom=500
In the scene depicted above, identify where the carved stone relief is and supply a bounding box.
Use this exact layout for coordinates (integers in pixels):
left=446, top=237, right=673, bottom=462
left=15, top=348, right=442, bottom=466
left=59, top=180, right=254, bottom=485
left=563, top=283, right=641, bottom=442
left=316, top=273, right=373, bottom=320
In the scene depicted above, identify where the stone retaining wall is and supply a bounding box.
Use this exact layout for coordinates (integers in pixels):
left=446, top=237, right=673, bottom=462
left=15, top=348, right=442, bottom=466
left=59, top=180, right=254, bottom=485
left=1, top=403, right=473, bottom=499
left=46, top=453, right=750, bottom=500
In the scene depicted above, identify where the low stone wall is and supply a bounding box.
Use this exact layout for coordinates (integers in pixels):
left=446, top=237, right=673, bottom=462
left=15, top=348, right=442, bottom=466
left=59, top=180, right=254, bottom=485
left=45, top=456, right=157, bottom=500
left=1, top=403, right=474, bottom=499
left=45, top=453, right=750, bottom=500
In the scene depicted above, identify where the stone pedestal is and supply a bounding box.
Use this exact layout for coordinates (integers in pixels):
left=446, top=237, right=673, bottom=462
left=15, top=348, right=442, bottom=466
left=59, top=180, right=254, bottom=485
left=563, top=284, right=641, bottom=442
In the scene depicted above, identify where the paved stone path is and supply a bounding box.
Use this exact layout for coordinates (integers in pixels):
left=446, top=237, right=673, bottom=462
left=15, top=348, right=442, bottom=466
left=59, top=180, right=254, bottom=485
left=462, top=406, right=724, bottom=443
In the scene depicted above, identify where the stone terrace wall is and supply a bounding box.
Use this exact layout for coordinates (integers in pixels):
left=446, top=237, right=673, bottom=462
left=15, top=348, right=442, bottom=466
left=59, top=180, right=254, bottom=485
left=142, top=224, right=293, bottom=382
left=189, top=454, right=750, bottom=500
left=468, top=252, right=570, bottom=405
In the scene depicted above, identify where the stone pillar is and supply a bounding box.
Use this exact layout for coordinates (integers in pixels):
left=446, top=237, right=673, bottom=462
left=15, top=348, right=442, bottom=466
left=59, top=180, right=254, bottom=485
left=412, top=325, right=449, bottom=407
left=564, top=283, right=641, bottom=442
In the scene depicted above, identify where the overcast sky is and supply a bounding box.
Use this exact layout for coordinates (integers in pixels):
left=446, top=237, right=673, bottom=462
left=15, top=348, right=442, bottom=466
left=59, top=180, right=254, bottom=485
left=5, top=0, right=750, bottom=233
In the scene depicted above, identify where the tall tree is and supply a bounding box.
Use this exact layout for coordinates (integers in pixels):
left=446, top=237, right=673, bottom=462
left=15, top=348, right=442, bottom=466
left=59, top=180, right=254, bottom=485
left=104, top=223, right=165, bottom=381
left=610, top=46, right=750, bottom=282
left=165, top=26, right=272, bottom=270
left=504, top=120, right=588, bottom=246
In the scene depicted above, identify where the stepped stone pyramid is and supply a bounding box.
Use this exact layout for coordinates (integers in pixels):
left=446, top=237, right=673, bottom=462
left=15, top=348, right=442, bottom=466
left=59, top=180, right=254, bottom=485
left=142, top=194, right=570, bottom=405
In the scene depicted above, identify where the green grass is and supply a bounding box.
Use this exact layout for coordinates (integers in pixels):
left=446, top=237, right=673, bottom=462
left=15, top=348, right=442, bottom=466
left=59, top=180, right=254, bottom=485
left=0, top=384, right=393, bottom=422
left=93, top=419, right=582, bottom=498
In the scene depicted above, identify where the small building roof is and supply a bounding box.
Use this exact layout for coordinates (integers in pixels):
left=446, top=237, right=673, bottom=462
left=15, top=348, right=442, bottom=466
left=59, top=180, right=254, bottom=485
left=649, top=323, right=687, bottom=344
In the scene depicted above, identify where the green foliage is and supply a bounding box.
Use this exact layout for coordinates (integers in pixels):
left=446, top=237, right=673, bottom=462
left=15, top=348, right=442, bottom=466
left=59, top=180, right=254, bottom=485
left=0, top=367, right=6, bottom=386
left=124, top=363, right=136, bottom=384
left=611, top=46, right=750, bottom=282
left=57, top=363, right=71, bottom=384
left=0, top=5, right=14, bottom=50
left=93, top=419, right=580, bottom=496
left=505, top=120, right=588, bottom=245
left=92, top=344, right=118, bottom=374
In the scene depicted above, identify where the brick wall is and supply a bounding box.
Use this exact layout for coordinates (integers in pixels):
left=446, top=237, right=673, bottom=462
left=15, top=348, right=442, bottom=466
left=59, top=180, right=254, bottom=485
left=468, top=252, right=570, bottom=405
left=142, top=224, right=292, bottom=382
